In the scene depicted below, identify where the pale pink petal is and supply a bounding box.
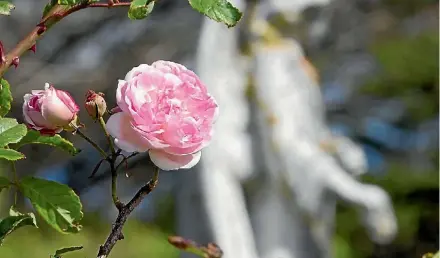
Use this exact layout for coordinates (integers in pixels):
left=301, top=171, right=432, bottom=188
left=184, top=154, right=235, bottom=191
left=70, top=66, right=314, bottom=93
left=41, top=92, right=75, bottom=127
left=116, top=80, right=130, bottom=113
left=132, top=125, right=170, bottom=149
left=151, top=60, right=188, bottom=74
left=149, top=150, right=201, bottom=170
left=106, top=113, right=151, bottom=153
left=163, top=143, right=203, bottom=155
left=124, top=64, right=151, bottom=81
left=55, top=89, right=79, bottom=113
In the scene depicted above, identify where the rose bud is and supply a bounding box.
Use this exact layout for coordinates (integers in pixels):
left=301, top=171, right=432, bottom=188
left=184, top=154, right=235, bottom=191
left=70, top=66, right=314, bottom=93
left=23, top=83, right=80, bottom=135
left=85, top=90, right=107, bottom=120
left=106, top=60, right=219, bottom=171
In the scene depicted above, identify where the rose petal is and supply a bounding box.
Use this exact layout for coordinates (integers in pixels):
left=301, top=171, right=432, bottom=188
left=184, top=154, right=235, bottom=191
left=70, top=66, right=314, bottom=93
left=56, top=89, right=79, bottom=113
left=124, top=64, right=151, bottom=81
left=149, top=150, right=201, bottom=170
left=106, top=112, right=151, bottom=152
left=40, top=90, right=75, bottom=127
left=116, top=80, right=130, bottom=113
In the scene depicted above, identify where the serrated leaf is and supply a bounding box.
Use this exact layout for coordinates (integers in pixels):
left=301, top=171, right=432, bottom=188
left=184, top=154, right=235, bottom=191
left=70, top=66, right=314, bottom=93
left=128, top=0, right=155, bottom=20
left=57, top=0, right=82, bottom=4
left=54, top=245, right=83, bottom=257
left=0, top=207, right=38, bottom=245
left=0, top=79, right=12, bottom=117
left=188, top=0, right=242, bottom=27
left=19, top=177, right=83, bottom=234
left=13, top=129, right=80, bottom=156
left=42, top=0, right=57, bottom=17
left=0, top=176, right=10, bottom=193
left=0, top=118, right=27, bottom=147
left=0, top=1, right=15, bottom=16
left=0, top=148, right=25, bottom=161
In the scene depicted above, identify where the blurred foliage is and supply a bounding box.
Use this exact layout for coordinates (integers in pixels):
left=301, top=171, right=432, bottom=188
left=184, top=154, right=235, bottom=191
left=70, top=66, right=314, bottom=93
left=362, top=32, right=439, bottom=124
left=0, top=212, right=178, bottom=258
left=381, top=0, right=438, bottom=17
left=334, top=166, right=439, bottom=258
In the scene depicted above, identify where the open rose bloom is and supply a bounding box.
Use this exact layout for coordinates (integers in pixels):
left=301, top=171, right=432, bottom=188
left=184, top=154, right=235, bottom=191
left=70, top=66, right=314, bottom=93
left=106, top=61, right=219, bottom=170
left=23, top=83, right=80, bottom=135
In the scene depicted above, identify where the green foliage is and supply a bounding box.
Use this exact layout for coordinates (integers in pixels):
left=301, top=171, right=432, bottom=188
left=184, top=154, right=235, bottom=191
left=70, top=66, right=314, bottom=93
left=0, top=118, right=27, bottom=147
left=57, top=0, right=85, bottom=5
left=188, top=0, right=242, bottom=27
left=42, top=0, right=58, bottom=17
left=334, top=166, right=439, bottom=258
left=0, top=214, right=178, bottom=258
left=0, top=117, right=28, bottom=160
left=362, top=32, right=439, bottom=123
left=0, top=1, right=14, bottom=16
left=0, top=79, right=12, bottom=117
left=53, top=245, right=83, bottom=258
left=13, top=130, right=80, bottom=156
left=0, top=148, right=25, bottom=161
left=0, top=176, right=10, bottom=193
left=423, top=252, right=440, bottom=258
left=381, top=0, right=437, bottom=17
left=128, top=0, right=155, bottom=20
left=0, top=207, right=38, bottom=245
left=19, top=177, right=83, bottom=234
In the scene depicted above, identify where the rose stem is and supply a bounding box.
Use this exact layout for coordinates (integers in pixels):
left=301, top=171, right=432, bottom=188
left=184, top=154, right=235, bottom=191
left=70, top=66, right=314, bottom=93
left=97, top=166, right=160, bottom=258
left=76, top=129, right=107, bottom=158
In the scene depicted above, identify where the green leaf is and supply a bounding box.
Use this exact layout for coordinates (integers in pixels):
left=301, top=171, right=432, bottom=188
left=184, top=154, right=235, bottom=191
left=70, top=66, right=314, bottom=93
left=188, top=0, right=242, bottom=27
left=13, top=130, right=80, bottom=156
left=57, top=0, right=83, bottom=4
left=0, top=118, right=27, bottom=147
left=42, top=0, right=58, bottom=17
left=128, top=0, right=155, bottom=20
left=0, top=176, right=10, bottom=193
left=0, top=1, right=15, bottom=16
left=53, top=246, right=83, bottom=258
left=423, top=252, right=440, bottom=258
left=0, top=79, right=12, bottom=117
left=0, top=207, right=38, bottom=245
left=19, top=177, right=83, bottom=234
left=0, top=148, right=25, bottom=161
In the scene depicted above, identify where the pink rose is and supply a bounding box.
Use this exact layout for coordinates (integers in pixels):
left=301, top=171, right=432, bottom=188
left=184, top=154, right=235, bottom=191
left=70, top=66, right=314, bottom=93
left=106, top=60, right=218, bottom=170
left=23, top=83, right=80, bottom=135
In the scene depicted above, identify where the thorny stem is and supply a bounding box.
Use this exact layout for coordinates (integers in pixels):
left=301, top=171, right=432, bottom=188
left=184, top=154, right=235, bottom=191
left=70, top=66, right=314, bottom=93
left=110, top=158, right=123, bottom=210
left=115, top=152, right=139, bottom=171
left=97, top=116, right=122, bottom=209
left=98, top=117, right=116, bottom=156
left=76, top=129, right=107, bottom=158
left=97, top=166, right=160, bottom=258
left=0, top=1, right=130, bottom=77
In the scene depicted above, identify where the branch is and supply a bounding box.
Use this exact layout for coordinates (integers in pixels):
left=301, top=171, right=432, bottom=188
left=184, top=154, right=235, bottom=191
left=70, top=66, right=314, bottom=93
left=168, top=236, right=224, bottom=258
left=97, top=166, right=160, bottom=258
left=0, top=1, right=130, bottom=77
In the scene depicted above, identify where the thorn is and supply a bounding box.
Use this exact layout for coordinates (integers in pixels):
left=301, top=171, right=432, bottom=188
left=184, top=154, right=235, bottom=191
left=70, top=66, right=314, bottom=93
left=11, top=57, right=19, bottom=69
left=0, top=41, right=5, bottom=63
left=89, top=159, right=106, bottom=178
left=29, top=44, right=36, bottom=53
left=36, top=24, right=47, bottom=36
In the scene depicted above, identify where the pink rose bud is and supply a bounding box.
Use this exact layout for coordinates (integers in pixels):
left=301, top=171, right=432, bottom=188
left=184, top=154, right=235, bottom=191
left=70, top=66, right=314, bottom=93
left=106, top=60, right=219, bottom=171
left=23, top=83, right=80, bottom=135
left=84, top=90, right=107, bottom=120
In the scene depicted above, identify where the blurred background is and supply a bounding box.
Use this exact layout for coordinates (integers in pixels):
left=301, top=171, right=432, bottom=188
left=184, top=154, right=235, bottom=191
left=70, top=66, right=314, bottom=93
left=0, top=0, right=438, bottom=257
